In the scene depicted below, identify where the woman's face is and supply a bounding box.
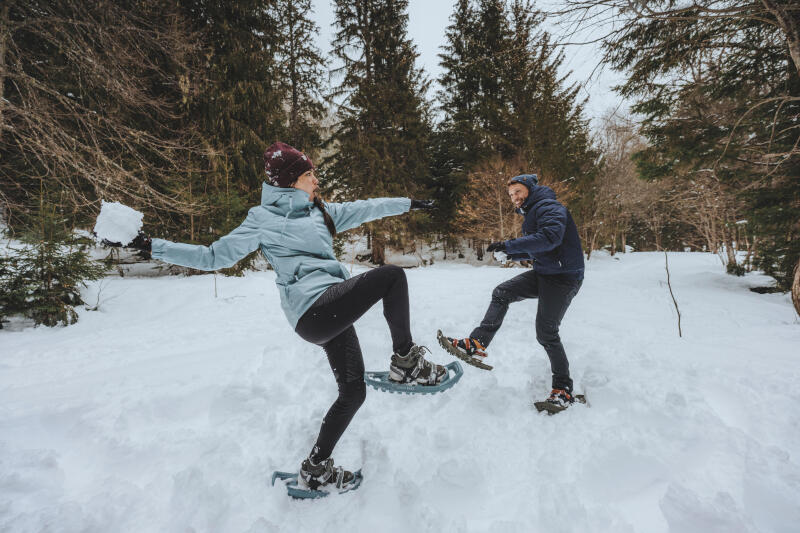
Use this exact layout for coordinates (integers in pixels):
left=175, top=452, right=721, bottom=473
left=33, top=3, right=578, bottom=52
left=293, top=170, right=319, bottom=200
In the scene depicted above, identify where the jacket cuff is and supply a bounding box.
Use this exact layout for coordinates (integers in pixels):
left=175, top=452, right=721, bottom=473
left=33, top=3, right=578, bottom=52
left=150, top=238, right=169, bottom=259
left=505, top=238, right=525, bottom=255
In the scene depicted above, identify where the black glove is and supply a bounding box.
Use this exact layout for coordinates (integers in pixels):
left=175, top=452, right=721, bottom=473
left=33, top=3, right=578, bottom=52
left=101, top=231, right=152, bottom=252
left=410, top=199, right=436, bottom=210
left=486, top=241, right=506, bottom=253
left=130, top=231, right=152, bottom=252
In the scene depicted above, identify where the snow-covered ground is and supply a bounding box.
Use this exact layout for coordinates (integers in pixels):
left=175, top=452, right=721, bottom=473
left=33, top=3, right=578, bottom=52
left=1, top=252, right=799, bottom=532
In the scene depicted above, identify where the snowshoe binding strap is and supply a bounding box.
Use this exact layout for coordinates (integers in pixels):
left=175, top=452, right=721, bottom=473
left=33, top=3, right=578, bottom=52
left=436, top=330, right=493, bottom=370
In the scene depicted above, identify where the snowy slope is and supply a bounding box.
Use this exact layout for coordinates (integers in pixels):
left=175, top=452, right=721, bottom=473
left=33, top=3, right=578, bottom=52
left=1, top=253, right=799, bottom=533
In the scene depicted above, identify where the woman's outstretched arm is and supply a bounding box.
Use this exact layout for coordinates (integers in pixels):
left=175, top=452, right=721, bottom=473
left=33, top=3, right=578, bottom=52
left=325, top=197, right=411, bottom=233
left=151, top=208, right=263, bottom=271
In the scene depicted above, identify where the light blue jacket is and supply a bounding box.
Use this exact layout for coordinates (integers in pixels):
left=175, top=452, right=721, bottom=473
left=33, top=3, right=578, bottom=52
left=151, top=183, right=411, bottom=328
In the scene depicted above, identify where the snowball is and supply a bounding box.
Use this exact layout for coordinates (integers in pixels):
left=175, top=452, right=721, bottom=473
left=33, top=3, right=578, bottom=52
left=93, top=201, right=143, bottom=245
left=493, top=251, right=508, bottom=264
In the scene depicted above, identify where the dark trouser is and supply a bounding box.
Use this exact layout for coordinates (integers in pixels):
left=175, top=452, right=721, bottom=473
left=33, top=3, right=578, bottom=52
left=294, top=264, right=413, bottom=462
left=470, top=270, right=582, bottom=391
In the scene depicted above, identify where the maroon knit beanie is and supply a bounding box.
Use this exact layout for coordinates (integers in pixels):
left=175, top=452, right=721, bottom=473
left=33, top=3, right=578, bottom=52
left=263, top=142, right=314, bottom=188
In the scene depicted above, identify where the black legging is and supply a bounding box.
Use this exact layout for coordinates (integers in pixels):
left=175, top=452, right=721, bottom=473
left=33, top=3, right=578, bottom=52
left=294, top=264, right=413, bottom=462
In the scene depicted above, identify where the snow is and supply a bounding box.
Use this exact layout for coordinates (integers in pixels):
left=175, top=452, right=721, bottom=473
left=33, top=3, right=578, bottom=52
left=92, top=201, right=143, bottom=245
left=1, top=252, right=799, bottom=532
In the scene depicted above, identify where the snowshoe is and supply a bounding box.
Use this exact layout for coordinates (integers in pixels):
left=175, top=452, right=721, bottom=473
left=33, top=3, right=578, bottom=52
left=271, top=470, right=363, bottom=499
left=533, top=389, right=587, bottom=415
left=272, top=457, right=363, bottom=499
left=365, top=360, right=463, bottom=395
left=436, top=330, right=493, bottom=370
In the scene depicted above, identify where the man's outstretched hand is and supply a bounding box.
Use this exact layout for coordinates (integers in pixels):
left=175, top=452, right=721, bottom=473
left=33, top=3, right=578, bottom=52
left=410, top=199, right=436, bottom=210
left=101, top=231, right=152, bottom=253
left=486, top=241, right=507, bottom=253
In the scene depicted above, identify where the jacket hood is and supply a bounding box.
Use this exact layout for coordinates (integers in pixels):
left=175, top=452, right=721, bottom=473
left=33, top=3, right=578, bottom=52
left=261, top=182, right=313, bottom=214
left=508, top=174, right=555, bottom=213
left=509, top=174, right=539, bottom=190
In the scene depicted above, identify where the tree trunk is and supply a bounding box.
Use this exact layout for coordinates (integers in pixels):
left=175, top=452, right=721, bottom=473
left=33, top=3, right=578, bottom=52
left=189, top=181, right=194, bottom=241
left=587, top=229, right=599, bottom=259
left=0, top=2, right=10, bottom=140
left=725, top=230, right=737, bottom=267
left=371, top=233, right=386, bottom=265
left=792, top=256, right=800, bottom=317
left=745, top=236, right=758, bottom=270
left=651, top=217, right=663, bottom=251
left=288, top=1, right=299, bottom=140
left=621, top=232, right=627, bottom=253
left=762, top=0, right=800, bottom=78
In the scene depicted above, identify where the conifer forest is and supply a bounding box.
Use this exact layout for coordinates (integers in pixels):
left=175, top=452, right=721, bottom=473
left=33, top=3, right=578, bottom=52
left=1, top=0, right=798, bottom=324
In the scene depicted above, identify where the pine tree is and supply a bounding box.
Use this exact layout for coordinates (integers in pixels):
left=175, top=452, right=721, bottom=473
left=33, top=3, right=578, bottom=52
left=437, top=0, right=597, bottom=247
left=0, top=0, right=203, bottom=233
left=0, top=199, right=105, bottom=327
left=586, top=0, right=800, bottom=287
left=178, top=0, right=284, bottom=189
left=437, top=0, right=482, bottom=163
left=473, top=0, right=514, bottom=155
left=438, top=0, right=594, bottom=173
left=437, top=0, right=512, bottom=162
left=430, top=0, right=480, bottom=233
left=327, top=0, right=435, bottom=264
left=275, top=0, right=327, bottom=154
left=502, top=1, right=590, bottom=175
left=163, top=0, right=286, bottom=252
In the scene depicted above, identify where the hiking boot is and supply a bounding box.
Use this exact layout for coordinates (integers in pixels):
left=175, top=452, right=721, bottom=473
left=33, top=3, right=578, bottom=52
left=300, top=456, right=357, bottom=491
left=445, top=335, right=488, bottom=362
left=545, top=388, right=575, bottom=408
left=389, top=344, right=447, bottom=385
left=436, top=330, right=493, bottom=370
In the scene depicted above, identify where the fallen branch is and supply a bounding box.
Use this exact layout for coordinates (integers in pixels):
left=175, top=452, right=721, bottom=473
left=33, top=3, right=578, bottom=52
left=665, top=251, right=682, bottom=337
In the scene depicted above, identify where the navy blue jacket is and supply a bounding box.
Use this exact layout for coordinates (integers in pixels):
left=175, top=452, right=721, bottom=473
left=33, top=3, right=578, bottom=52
left=503, top=175, right=585, bottom=278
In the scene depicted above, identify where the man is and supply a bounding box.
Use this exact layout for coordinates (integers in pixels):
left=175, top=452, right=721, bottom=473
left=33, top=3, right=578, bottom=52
left=440, top=174, right=584, bottom=408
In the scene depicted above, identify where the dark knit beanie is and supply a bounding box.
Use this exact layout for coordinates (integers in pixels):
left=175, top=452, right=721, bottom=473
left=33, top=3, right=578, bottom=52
left=508, top=174, right=539, bottom=189
left=263, top=142, right=314, bottom=188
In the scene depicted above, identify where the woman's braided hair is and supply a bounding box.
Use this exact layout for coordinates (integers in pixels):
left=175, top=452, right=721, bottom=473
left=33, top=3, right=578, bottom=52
left=312, top=195, right=337, bottom=238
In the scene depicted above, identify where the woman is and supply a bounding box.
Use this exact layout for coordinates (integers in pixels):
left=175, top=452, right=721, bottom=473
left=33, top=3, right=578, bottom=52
left=128, top=142, right=446, bottom=491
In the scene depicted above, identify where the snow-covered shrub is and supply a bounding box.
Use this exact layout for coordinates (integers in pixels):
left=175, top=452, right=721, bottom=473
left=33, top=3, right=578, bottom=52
left=0, top=205, right=106, bottom=327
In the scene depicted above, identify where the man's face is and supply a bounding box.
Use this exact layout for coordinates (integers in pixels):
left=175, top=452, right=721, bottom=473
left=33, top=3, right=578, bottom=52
left=508, top=182, right=529, bottom=209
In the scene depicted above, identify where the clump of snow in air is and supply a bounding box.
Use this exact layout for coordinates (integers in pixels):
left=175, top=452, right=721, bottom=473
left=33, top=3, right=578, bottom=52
left=93, top=201, right=143, bottom=244
left=493, top=250, right=508, bottom=264
left=1, top=252, right=799, bottom=531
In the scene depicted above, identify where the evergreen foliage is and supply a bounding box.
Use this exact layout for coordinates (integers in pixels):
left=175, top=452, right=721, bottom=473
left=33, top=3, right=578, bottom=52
left=168, top=0, right=284, bottom=245
left=326, top=0, right=435, bottom=263
left=0, top=201, right=105, bottom=328
left=274, top=0, right=328, bottom=153
left=585, top=0, right=800, bottom=287
left=0, top=0, right=201, bottom=231
left=436, top=0, right=597, bottom=241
